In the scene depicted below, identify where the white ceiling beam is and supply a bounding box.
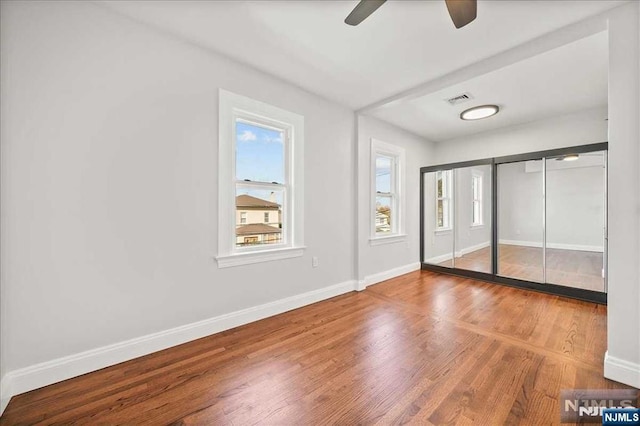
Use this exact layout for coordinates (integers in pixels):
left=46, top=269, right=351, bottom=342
left=357, top=10, right=609, bottom=114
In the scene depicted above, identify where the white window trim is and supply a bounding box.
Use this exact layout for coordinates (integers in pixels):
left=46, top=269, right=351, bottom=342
left=216, top=89, right=305, bottom=268
left=370, top=138, right=406, bottom=245
left=435, top=170, right=452, bottom=232
left=471, top=170, right=484, bottom=228
left=434, top=228, right=453, bottom=235
left=369, top=234, right=408, bottom=246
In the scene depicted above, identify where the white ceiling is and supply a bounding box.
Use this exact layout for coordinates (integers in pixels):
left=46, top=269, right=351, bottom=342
left=99, top=0, right=623, bottom=110
left=369, top=30, right=609, bottom=142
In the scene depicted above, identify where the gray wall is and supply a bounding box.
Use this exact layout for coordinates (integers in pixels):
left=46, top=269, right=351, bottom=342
left=0, top=0, right=356, bottom=379
left=435, top=107, right=608, bottom=164
left=357, top=115, right=435, bottom=280
left=605, top=1, right=640, bottom=387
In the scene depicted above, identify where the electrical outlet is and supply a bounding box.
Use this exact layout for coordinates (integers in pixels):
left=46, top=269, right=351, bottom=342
left=312, top=256, right=319, bottom=268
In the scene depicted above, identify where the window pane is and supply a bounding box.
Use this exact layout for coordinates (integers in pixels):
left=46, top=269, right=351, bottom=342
left=375, top=196, right=392, bottom=233
left=473, top=201, right=481, bottom=224
left=236, top=187, right=283, bottom=247
left=441, top=199, right=450, bottom=228
left=437, top=200, right=452, bottom=228
left=235, top=120, right=285, bottom=183
left=473, top=177, right=479, bottom=199
left=376, top=156, right=392, bottom=194
left=437, top=170, right=451, bottom=198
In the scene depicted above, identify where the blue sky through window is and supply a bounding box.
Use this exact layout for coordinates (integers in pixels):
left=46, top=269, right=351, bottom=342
left=376, top=156, right=392, bottom=194
left=236, top=121, right=284, bottom=183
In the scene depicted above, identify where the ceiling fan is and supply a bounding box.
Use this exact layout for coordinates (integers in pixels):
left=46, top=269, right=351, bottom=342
left=345, top=0, right=477, bottom=29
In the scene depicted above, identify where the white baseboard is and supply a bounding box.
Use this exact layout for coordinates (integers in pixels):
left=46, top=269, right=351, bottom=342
left=359, top=262, right=421, bottom=291
left=604, top=351, right=640, bottom=389
left=0, top=375, right=10, bottom=417
left=455, top=241, right=491, bottom=258
left=0, top=279, right=358, bottom=416
left=499, top=239, right=603, bottom=253
left=424, top=253, right=453, bottom=264
left=425, top=241, right=491, bottom=264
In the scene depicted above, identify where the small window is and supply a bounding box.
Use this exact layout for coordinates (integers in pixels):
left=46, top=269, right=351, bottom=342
left=217, top=90, right=305, bottom=268
left=375, top=155, right=394, bottom=234
left=472, top=173, right=483, bottom=226
left=236, top=144, right=288, bottom=248
left=371, top=139, right=405, bottom=242
left=234, top=116, right=285, bottom=249
left=436, top=170, right=452, bottom=230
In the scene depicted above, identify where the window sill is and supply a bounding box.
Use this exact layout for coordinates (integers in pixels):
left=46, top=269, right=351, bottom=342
left=470, top=224, right=485, bottom=229
left=216, top=246, right=306, bottom=268
left=369, top=234, right=407, bottom=246
left=434, top=228, right=452, bottom=235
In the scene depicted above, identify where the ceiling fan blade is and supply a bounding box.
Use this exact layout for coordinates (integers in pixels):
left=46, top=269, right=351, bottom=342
left=345, top=0, right=387, bottom=26
left=445, top=0, right=477, bottom=29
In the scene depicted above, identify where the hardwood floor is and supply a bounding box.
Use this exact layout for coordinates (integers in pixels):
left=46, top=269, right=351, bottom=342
left=438, top=246, right=492, bottom=274
left=498, top=245, right=604, bottom=292
left=438, top=244, right=605, bottom=292
left=1, top=271, right=632, bottom=425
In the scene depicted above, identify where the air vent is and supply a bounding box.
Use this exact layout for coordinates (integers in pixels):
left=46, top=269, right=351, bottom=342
left=445, top=92, right=474, bottom=106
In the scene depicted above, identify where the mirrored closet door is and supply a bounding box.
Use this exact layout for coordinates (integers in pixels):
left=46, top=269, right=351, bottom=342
left=544, top=151, right=606, bottom=292
left=420, top=143, right=607, bottom=302
left=422, top=170, right=454, bottom=268
left=453, top=165, right=492, bottom=274
left=495, top=154, right=607, bottom=293
left=497, top=160, right=545, bottom=283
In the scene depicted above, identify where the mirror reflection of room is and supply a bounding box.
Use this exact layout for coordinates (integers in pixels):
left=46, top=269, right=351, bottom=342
left=497, top=160, right=545, bottom=282
left=423, top=171, right=454, bottom=267
left=452, top=165, right=492, bottom=273
left=497, top=152, right=605, bottom=292
left=545, top=152, right=605, bottom=292
left=423, top=165, right=492, bottom=273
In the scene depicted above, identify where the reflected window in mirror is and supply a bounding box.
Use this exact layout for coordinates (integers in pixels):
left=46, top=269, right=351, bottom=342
left=472, top=172, right=483, bottom=226
left=436, top=170, right=452, bottom=231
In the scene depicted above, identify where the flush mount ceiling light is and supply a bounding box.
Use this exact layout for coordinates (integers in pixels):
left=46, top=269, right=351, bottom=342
left=556, top=154, right=579, bottom=162
left=460, top=105, right=499, bottom=121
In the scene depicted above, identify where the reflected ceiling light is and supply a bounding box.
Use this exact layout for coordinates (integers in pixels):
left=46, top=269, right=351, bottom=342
left=460, top=105, right=500, bottom=121
left=556, top=154, right=579, bottom=162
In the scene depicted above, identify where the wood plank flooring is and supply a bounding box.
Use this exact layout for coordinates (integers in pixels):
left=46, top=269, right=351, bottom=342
left=1, top=271, right=633, bottom=425
left=438, top=245, right=604, bottom=292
